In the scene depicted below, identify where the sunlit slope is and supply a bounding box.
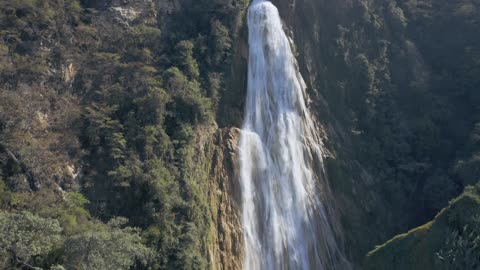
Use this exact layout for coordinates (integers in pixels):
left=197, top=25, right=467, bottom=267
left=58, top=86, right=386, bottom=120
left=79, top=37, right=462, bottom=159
left=365, top=184, right=480, bottom=270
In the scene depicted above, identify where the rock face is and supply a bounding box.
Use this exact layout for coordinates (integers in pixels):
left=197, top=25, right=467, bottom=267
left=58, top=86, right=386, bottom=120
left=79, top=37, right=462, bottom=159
left=206, top=128, right=243, bottom=270
left=214, top=0, right=480, bottom=268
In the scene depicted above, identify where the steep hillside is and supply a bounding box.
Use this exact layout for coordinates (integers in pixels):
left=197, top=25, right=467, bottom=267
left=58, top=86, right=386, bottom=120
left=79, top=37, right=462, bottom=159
left=269, top=0, right=480, bottom=265
left=365, top=184, right=480, bottom=270
left=0, top=0, right=248, bottom=269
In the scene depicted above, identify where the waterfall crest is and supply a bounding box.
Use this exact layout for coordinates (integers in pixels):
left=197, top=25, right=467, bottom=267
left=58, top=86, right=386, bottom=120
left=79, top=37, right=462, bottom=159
left=239, top=1, right=351, bottom=269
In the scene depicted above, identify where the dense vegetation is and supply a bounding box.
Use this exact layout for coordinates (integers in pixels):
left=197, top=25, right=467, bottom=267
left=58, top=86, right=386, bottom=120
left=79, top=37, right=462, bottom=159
left=342, top=0, right=480, bottom=227
left=0, top=0, right=247, bottom=269
left=357, top=0, right=480, bottom=266
left=327, top=0, right=480, bottom=265
left=283, top=0, right=480, bottom=265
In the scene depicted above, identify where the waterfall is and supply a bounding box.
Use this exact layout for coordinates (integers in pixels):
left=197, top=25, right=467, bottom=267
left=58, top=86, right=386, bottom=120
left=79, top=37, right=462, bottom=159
left=239, top=1, right=351, bottom=269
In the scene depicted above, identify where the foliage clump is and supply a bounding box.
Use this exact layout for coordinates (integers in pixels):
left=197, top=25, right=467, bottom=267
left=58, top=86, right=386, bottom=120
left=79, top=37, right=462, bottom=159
left=0, top=211, right=62, bottom=268
left=0, top=0, right=248, bottom=268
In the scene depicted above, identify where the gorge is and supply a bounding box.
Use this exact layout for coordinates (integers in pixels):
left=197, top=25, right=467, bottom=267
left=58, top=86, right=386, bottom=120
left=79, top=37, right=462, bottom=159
left=0, top=0, right=479, bottom=269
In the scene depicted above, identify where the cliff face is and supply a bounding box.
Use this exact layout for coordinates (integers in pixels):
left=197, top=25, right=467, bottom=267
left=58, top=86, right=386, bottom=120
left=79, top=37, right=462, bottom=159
left=0, top=0, right=249, bottom=268
left=265, top=0, right=480, bottom=267
left=222, top=0, right=402, bottom=264
left=214, top=0, right=480, bottom=268
left=205, top=128, right=243, bottom=270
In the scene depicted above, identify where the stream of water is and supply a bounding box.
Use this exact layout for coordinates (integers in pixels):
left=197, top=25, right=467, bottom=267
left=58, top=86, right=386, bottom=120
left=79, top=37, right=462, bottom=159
left=239, top=1, right=351, bottom=269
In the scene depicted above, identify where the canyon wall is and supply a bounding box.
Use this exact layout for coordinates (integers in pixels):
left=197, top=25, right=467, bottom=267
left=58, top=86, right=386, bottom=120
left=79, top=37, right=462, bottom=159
left=1, top=0, right=479, bottom=269
left=213, top=0, right=480, bottom=268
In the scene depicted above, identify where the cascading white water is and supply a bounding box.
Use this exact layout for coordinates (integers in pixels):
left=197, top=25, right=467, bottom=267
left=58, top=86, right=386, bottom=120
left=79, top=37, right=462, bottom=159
left=239, top=1, right=351, bottom=269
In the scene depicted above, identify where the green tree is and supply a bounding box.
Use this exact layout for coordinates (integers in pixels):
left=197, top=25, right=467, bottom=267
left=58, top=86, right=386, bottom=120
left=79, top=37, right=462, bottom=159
left=210, top=20, right=232, bottom=65
left=62, top=217, right=152, bottom=270
left=436, top=218, right=480, bottom=270
left=175, top=40, right=200, bottom=79
left=0, top=211, right=62, bottom=268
